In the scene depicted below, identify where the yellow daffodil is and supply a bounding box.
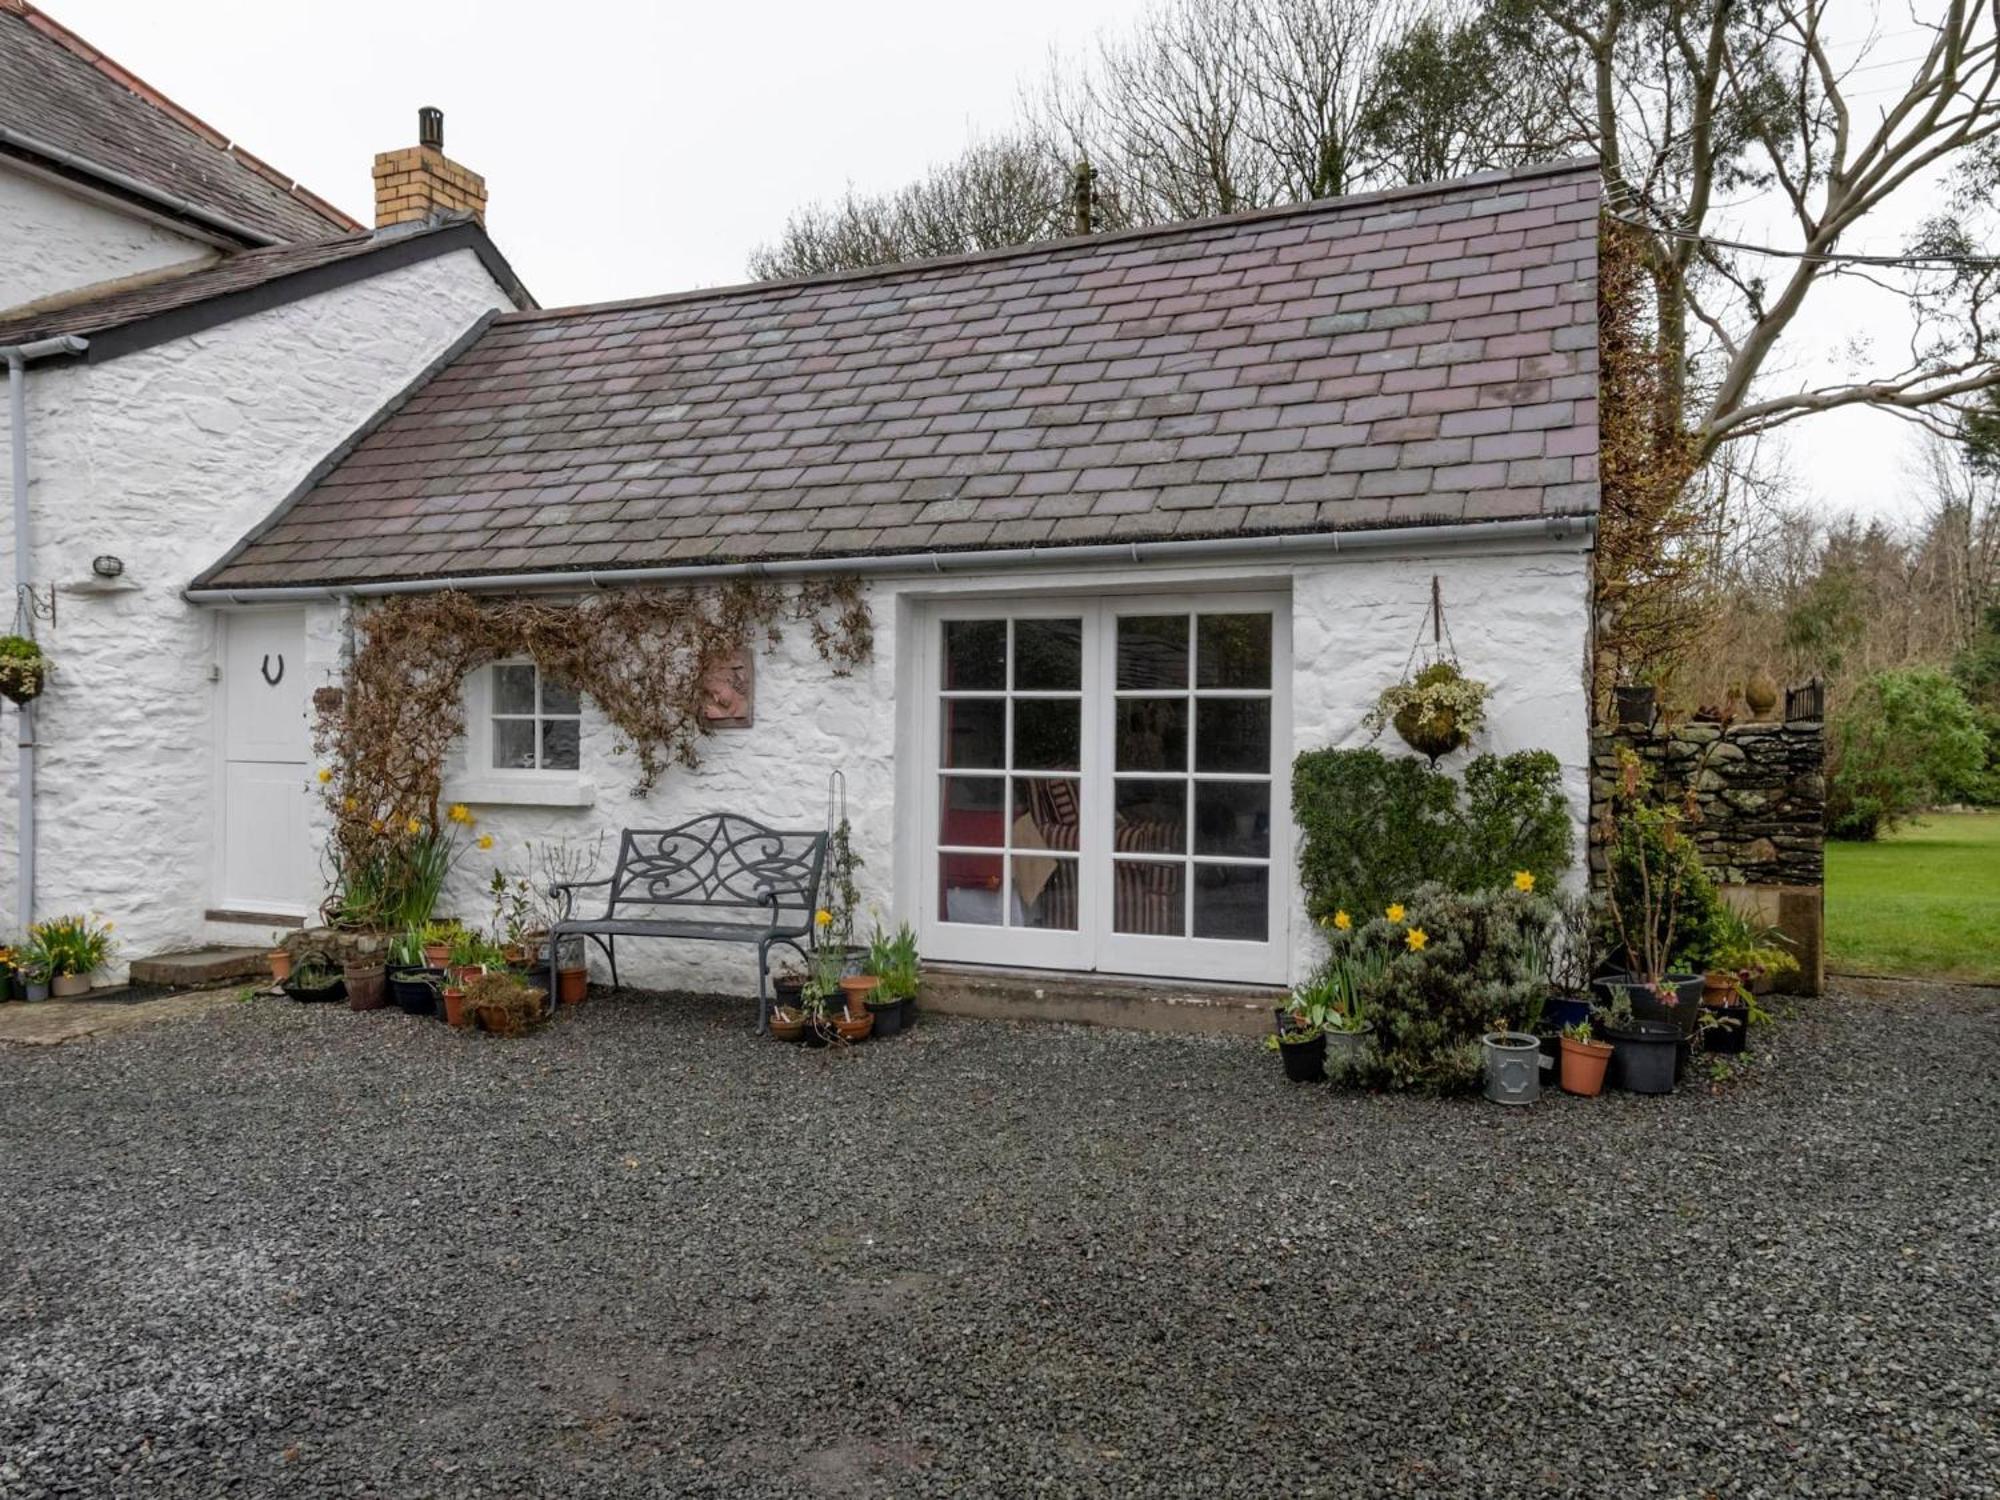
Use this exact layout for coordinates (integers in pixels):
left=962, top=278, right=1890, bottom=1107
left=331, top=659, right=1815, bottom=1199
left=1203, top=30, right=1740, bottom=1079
left=476, top=834, right=495, bottom=850
left=448, top=804, right=473, bottom=825
left=369, top=818, right=385, bottom=834
left=342, top=796, right=357, bottom=813
left=315, top=768, right=333, bottom=784
left=1333, top=909, right=1352, bottom=931
left=405, top=816, right=422, bottom=836
left=1386, top=903, right=1405, bottom=923
left=1406, top=927, right=1428, bottom=952
left=1513, top=870, right=1535, bottom=893
left=814, top=908, right=833, bottom=928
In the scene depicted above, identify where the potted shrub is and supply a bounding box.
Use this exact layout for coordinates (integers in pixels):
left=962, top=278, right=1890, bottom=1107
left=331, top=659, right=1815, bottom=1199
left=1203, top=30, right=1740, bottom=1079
left=800, top=927, right=844, bottom=1046
left=820, top=816, right=867, bottom=973
left=1295, top=926, right=1388, bottom=1077
left=1480, top=1024, right=1545, bottom=1105
left=1595, top=751, right=1719, bottom=1043
left=283, top=956, right=345, bottom=1004
left=441, top=982, right=470, bottom=1028
left=420, top=919, right=456, bottom=970
left=267, top=935, right=294, bottom=984
left=1700, top=904, right=1799, bottom=1055
left=551, top=934, right=589, bottom=1006
left=0, top=634, right=47, bottom=705
left=31, top=914, right=115, bottom=997
left=863, top=922, right=920, bottom=1037
left=386, top=927, right=442, bottom=1016
left=1558, top=1019, right=1613, bottom=1097
left=1266, top=989, right=1329, bottom=1083
left=465, top=969, right=547, bottom=1036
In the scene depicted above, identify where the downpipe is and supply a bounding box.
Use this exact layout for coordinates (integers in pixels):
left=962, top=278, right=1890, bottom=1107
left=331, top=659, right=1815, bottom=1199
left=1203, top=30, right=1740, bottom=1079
left=5, top=335, right=88, bottom=932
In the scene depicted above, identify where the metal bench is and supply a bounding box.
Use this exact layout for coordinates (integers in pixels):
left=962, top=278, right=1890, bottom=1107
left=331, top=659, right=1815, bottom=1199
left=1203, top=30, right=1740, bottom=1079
left=547, top=814, right=828, bottom=1029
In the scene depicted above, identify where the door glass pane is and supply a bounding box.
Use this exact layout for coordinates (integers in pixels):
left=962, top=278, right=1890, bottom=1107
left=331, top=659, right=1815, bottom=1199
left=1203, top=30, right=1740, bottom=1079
left=1193, top=864, right=1269, bottom=941
left=493, top=718, right=536, bottom=770
left=541, top=718, right=581, bottom=772
left=1197, top=614, right=1272, bottom=689
left=1115, top=779, right=1187, bottom=855
left=1013, top=619, right=1082, bottom=690
left=1195, top=698, right=1270, bottom=773
left=1115, top=698, right=1186, bottom=772
left=940, top=777, right=1005, bottom=847
left=940, top=853, right=1005, bottom=925
left=942, top=699, right=1005, bottom=768
left=1117, top=615, right=1188, bottom=689
left=1016, top=855, right=1079, bottom=931
left=493, top=664, right=536, bottom=714
left=540, top=677, right=581, bottom=714
left=1014, top=699, right=1080, bottom=771
left=1194, top=781, right=1270, bottom=858
left=1013, top=778, right=1081, bottom=851
left=1113, top=860, right=1185, bottom=936
left=944, top=620, right=1006, bottom=690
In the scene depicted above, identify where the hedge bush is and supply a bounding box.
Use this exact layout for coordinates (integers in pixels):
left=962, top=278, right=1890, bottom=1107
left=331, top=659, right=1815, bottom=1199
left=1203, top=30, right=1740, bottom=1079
left=1291, top=747, right=1573, bottom=923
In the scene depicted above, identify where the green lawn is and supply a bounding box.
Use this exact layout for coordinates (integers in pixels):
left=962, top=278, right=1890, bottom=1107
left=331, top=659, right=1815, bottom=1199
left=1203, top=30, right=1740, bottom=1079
left=1825, top=811, right=2000, bottom=984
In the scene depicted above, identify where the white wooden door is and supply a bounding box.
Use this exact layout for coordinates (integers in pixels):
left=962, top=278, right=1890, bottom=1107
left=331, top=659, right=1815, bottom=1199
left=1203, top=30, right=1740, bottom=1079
left=917, top=595, right=1289, bottom=985
left=218, top=610, right=317, bottom=915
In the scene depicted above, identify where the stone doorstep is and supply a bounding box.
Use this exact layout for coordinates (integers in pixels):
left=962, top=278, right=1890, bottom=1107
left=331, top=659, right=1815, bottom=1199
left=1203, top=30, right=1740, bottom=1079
left=918, top=964, right=1282, bottom=1037
left=127, top=947, right=271, bottom=989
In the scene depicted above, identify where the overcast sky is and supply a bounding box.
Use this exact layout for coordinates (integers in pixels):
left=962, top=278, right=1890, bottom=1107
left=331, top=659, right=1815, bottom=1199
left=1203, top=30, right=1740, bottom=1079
left=58, top=0, right=1970, bottom=523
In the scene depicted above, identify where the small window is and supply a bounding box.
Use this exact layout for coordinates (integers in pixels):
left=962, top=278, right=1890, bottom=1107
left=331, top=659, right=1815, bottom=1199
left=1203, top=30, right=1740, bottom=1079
left=488, top=662, right=581, bottom=772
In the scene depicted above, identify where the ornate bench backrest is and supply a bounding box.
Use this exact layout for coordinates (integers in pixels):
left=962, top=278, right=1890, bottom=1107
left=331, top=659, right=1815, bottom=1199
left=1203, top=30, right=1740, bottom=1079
left=605, top=816, right=827, bottom=922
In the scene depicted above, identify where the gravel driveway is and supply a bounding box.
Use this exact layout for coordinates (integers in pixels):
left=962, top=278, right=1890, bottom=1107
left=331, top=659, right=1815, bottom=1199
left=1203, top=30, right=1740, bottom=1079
left=2, top=978, right=1994, bottom=1498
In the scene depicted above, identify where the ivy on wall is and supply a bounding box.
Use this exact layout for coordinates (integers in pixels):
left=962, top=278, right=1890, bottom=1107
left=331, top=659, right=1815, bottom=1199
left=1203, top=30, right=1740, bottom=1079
left=312, top=579, right=872, bottom=896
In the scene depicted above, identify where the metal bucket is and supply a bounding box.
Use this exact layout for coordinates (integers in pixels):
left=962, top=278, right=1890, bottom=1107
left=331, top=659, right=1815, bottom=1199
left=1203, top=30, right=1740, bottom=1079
left=1482, top=1031, right=1544, bottom=1105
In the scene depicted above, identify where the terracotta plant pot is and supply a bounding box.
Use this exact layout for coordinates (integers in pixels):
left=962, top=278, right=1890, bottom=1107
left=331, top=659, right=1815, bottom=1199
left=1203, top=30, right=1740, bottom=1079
left=268, top=949, right=293, bottom=983
left=442, top=987, right=469, bottom=1028
left=1702, top=970, right=1739, bottom=1007
left=423, top=943, right=451, bottom=969
left=557, top=966, right=588, bottom=1005
left=768, top=1007, right=806, bottom=1043
left=839, top=974, right=880, bottom=1010
left=50, top=972, right=91, bottom=998
left=343, top=964, right=388, bottom=1012
left=833, top=1009, right=874, bottom=1042
left=1559, top=1035, right=1614, bottom=1096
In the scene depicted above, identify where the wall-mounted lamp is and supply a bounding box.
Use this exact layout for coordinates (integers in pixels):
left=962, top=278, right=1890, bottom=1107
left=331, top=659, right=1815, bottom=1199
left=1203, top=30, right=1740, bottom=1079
left=91, top=555, right=124, bottom=579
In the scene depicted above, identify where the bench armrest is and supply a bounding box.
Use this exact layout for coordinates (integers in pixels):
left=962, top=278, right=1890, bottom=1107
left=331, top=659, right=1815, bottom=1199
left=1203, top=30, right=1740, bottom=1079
left=549, top=877, right=613, bottom=922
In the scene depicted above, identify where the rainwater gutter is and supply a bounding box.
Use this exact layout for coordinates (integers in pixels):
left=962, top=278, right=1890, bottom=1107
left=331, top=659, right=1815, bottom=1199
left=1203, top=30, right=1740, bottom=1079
left=182, top=513, right=1596, bottom=605
left=5, top=334, right=87, bottom=932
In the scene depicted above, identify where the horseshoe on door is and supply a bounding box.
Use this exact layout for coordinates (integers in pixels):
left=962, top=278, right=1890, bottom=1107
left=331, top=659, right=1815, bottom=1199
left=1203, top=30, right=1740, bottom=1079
left=260, top=653, right=285, bottom=687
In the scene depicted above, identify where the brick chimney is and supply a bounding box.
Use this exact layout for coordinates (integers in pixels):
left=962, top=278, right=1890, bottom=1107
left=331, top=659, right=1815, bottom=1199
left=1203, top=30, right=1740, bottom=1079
left=373, top=106, right=486, bottom=229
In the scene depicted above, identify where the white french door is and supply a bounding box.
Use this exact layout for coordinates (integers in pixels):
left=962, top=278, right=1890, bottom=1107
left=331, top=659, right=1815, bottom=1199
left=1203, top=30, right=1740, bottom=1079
left=917, top=594, right=1289, bottom=984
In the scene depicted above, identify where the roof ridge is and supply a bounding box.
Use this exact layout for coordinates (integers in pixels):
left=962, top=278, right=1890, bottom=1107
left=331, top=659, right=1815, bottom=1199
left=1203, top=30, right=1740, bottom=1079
left=501, top=155, right=1600, bottom=327
left=4, top=0, right=362, bottom=234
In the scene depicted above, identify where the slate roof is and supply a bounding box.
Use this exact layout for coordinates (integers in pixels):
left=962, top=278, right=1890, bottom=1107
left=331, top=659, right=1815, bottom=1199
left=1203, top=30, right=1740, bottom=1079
left=197, top=159, right=1600, bottom=591
left=0, top=218, right=534, bottom=354
left=0, top=1, right=357, bottom=245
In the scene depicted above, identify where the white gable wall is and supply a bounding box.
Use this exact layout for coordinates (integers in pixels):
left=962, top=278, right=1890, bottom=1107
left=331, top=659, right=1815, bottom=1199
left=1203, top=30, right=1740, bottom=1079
left=0, top=247, right=512, bottom=969
left=0, top=162, right=219, bottom=312
left=381, top=539, right=1592, bottom=1001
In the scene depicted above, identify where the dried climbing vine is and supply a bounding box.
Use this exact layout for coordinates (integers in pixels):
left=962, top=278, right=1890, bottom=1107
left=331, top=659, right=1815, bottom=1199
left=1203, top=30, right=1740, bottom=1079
left=313, top=579, right=871, bottom=893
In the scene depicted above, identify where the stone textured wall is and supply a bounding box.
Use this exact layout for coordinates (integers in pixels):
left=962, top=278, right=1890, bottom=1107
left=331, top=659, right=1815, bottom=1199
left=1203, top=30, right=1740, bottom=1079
left=0, top=249, right=512, bottom=973
left=0, top=164, right=217, bottom=310
left=1589, top=717, right=1826, bottom=887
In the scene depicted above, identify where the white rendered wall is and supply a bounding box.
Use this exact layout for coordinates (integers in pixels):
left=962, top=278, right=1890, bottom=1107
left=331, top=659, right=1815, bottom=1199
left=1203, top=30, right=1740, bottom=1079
left=408, top=541, right=1593, bottom=1001
left=0, top=248, right=512, bottom=972
left=0, top=164, right=217, bottom=312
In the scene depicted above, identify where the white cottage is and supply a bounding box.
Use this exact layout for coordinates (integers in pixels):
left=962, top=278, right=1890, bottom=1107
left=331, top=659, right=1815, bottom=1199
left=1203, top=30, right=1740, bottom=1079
left=1, top=2, right=1599, bottom=1014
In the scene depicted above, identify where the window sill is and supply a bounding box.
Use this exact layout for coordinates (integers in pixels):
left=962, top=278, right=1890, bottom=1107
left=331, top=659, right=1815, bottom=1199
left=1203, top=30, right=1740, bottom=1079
left=449, top=777, right=597, bottom=809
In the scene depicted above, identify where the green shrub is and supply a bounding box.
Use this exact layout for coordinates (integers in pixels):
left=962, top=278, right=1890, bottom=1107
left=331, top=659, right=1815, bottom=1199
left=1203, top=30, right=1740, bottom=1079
left=1291, top=747, right=1573, bottom=921
left=1828, top=668, right=1987, bottom=839
left=1333, top=884, right=1552, bottom=1094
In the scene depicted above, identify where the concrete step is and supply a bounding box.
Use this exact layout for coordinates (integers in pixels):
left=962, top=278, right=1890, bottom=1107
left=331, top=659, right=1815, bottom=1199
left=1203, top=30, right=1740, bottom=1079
left=918, top=963, right=1281, bottom=1037
left=128, top=947, right=269, bottom=989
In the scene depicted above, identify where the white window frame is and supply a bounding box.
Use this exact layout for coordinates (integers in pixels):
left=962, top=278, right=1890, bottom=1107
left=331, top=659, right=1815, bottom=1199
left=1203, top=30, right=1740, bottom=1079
left=451, top=660, right=596, bottom=809
left=916, top=594, right=1290, bottom=985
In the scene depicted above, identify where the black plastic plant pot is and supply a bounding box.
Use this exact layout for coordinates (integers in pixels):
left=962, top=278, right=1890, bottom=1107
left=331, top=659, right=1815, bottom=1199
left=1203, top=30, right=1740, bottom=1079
left=1544, top=995, right=1592, bottom=1030
left=1703, top=1002, right=1750, bottom=1054
left=1279, top=1033, right=1327, bottom=1083
left=1606, top=1020, right=1681, bottom=1094
left=1596, top=973, right=1706, bottom=1040
left=898, top=995, right=916, bottom=1029
left=868, top=998, right=905, bottom=1038
left=284, top=976, right=346, bottom=1004
left=387, top=966, right=443, bottom=1017
left=1614, top=683, right=1657, bottom=730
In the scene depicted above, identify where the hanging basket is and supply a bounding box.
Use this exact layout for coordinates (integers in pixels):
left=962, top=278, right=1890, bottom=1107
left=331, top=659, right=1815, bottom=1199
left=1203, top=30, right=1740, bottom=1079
left=0, top=655, right=46, bottom=705
left=1389, top=661, right=1480, bottom=761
